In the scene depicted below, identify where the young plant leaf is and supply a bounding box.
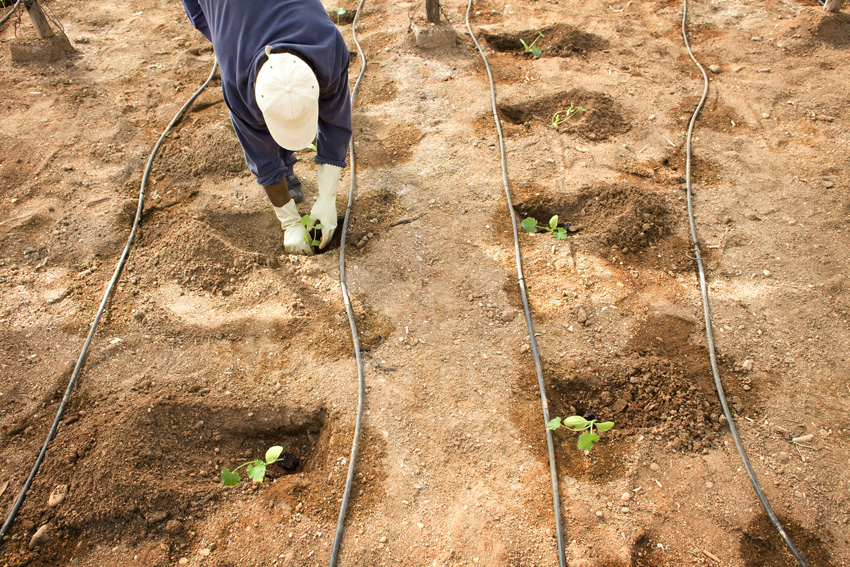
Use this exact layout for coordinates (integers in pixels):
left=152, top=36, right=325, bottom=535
left=300, top=214, right=312, bottom=228
left=562, top=415, right=590, bottom=429
left=265, top=445, right=284, bottom=464
left=521, top=217, right=539, bottom=233
left=595, top=421, right=615, bottom=432
left=554, top=228, right=569, bottom=240
left=577, top=431, right=600, bottom=451
left=530, top=45, right=542, bottom=57
left=547, top=417, right=562, bottom=430
left=221, top=468, right=241, bottom=486
left=246, top=460, right=267, bottom=483
left=549, top=215, right=559, bottom=230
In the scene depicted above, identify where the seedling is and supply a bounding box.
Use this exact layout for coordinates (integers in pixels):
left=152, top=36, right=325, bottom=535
left=520, top=31, right=544, bottom=57
left=333, top=7, right=346, bottom=25
left=550, top=103, right=586, bottom=128
left=548, top=414, right=614, bottom=451
left=221, top=446, right=285, bottom=485
left=301, top=214, right=323, bottom=248
left=521, top=215, right=568, bottom=240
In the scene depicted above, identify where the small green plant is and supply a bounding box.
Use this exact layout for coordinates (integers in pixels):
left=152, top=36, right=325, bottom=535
left=221, top=446, right=285, bottom=485
left=548, top=415, right=614, bottom=451
left=521, top=215, right=568, bottom=240
left=333, top=7, right=346, bottom=25
left=520, top=31, right=544, bottom=57
left=550, top=103, right=586, bottom=128
left=301, top=214, right=323, bottom=248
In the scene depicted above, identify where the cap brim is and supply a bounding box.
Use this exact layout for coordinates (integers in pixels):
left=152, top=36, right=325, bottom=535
left=265, top=103, right=318, bottom=151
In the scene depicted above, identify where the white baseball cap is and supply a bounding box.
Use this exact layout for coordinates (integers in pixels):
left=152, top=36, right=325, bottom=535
left=255, top=46, right=319, bottom=151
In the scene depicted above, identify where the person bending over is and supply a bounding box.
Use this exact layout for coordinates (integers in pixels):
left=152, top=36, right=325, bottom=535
left=181, top=0, right=352, bottom=255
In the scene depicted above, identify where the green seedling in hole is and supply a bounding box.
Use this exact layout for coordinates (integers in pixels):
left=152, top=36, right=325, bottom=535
left=521, top=215, right=568, bottom=240
left=520, top=31, right=544, bottom=58
left=221, top=446, right=285, bottom=485
left=548, top=415, right=614, bottom=451
left=333, top=7, right=346, bottom=24
left=301, top=214, right=323, bottom=248
left=550, top=103, right=586, bottom=128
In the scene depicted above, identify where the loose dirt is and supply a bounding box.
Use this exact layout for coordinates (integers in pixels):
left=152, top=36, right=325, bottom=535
left=1, top=0, right=848, bottom=566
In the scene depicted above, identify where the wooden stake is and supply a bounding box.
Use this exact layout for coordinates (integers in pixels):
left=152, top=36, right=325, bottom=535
left=425, top=0, right=440, bottom=23
left=24, top=0, right=55, bottom=39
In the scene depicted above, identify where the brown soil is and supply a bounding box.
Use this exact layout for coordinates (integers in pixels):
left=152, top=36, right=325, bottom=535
left=1, top=0, right=849, bottom=566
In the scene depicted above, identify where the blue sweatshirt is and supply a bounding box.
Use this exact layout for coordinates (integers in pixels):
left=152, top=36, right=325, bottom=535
left=181, top=0, right=351, bottom=186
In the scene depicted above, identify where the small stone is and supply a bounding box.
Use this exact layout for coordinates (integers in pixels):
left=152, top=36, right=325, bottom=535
left=794, top=490, right=803, bottom=499
left=48, top=484, right=68, bottom=508
left=743, top=384, right=751, bottom=391
left=824, top=181, right=834, bottom=189
left=379, top=536, right=387, bottom=543
left=499, top=309, right=517, bottom=323
left=705, top=481, right=714, bottom=489
left=199, top=548, right=211, bottom=557
left=762, top=270, right=771, bottom=277
left=595, top=510, right=604, bottom=518
left=520, top=344, right=530, bottom=354
left=29, top=524, right=51, bottom=549
left=417, top=522, right=424, bottom=529
left=649, top=463, right=660, bottom=472
left=741, top=359, right=753, bottom=372
left=762, top=112, right=771, bottom=119
left=621, top=506, right=630, bottom=513
left=179, top=558, right=189, bottom=565
left=576, top=308, right=588, bottom=324
left=621, top=492, right=632, bottom=502
left=146, top=511, right=168, bottom=525
left=708, top=65, right=722, bottom=74
left=165, top=520, right=184, bottom=535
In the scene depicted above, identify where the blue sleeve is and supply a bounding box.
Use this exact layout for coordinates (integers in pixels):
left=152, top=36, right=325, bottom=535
left=181, top=0, right=212, bottom=41
left=315, top=41, right=352, bottom=168
left=229, top=111, right=287, bottom=187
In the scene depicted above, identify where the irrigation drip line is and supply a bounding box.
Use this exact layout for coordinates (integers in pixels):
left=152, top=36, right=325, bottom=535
left=465, top=3, right=566, bottom=566
left=680, top=1, right=809, bottom=566
left=0, top=59, right=218, bottom=546
left=0, top=0, right=22, bottom=27
left=329, top=0, right=368, bottom=563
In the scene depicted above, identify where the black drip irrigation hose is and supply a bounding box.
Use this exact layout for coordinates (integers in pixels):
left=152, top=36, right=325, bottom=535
left=0, top=0, right=22, bottom=27
left=680, top=2, right=809, bottom=566
left=464, top=3, right=567, bottom=566
left=0, top=59, right=219, bottom=545
left=329, top=0, right=368, bottom=563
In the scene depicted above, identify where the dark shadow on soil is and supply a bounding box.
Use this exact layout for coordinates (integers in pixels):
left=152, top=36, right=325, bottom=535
left=512, top=183, right=673, bottom=256
left=740, top=513, right=832, bottom=567
left=498, top=88, right=631, bottom=142
left=481, top=23, right=609, bottom=58
left=1, top=399, right=328, bottom=565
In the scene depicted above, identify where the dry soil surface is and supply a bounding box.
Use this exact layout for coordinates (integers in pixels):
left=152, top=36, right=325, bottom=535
left=1, top=0, right=849, bottom=566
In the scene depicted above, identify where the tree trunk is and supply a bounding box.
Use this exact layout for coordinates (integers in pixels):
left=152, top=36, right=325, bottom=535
left=24, top=0, right=54, bottom=39
left=425, top=0, right=440, bottom=23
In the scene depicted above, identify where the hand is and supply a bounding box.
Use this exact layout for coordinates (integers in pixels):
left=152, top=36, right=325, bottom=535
left=274, top=200, right=314, bottom=256
left=310, top=164, right=341, bottom=249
